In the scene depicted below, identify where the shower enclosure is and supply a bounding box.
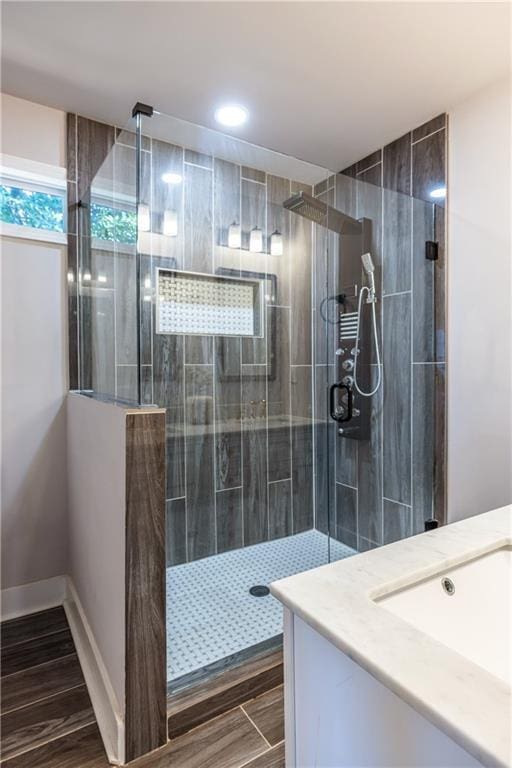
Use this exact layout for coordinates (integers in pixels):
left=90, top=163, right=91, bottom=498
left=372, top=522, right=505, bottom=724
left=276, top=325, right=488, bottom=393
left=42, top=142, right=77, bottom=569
left=72, top=105, right=445, bottom=692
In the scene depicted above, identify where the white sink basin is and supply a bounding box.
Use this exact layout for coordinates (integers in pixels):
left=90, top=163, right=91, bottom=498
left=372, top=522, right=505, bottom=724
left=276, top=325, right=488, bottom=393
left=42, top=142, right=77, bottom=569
left=376, top=545, right=511, bottom=686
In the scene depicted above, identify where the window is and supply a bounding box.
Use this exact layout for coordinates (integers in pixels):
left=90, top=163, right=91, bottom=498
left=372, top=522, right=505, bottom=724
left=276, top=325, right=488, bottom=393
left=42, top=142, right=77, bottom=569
left=0, top=183, right=65, bottom=233
left=0, top=156, right=67, bottom=243
left=0, top=156, right=136, bottom=245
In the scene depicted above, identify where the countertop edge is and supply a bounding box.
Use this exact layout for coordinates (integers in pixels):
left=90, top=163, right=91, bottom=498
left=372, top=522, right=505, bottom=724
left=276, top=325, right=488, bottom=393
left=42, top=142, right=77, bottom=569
left=270, top=507, right=512, bottom=768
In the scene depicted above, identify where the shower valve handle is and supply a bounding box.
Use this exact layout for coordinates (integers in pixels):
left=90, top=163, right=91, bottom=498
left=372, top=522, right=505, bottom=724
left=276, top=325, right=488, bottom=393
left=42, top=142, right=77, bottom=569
left=330, top=382, right=353, bottom=423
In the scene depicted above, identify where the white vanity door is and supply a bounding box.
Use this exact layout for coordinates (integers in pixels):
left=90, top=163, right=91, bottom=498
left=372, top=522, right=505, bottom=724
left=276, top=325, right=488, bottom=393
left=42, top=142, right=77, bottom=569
left=290, top=615, right=482, bottom=768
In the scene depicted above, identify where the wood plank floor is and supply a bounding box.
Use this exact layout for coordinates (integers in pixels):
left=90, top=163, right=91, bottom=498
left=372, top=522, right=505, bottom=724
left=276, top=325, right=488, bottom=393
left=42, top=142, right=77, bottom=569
left=0, top=608, right=285, bottom=767
left=167, top=648, right=283, bottom=738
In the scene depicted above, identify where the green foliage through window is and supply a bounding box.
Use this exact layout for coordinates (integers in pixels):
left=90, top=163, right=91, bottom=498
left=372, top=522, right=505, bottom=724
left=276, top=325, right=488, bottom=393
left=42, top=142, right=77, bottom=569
left=1, top=184, right=137, bottom=244
left=0, top=184, right=64, bottom=232
left=91, top=203, right=136, bottom=244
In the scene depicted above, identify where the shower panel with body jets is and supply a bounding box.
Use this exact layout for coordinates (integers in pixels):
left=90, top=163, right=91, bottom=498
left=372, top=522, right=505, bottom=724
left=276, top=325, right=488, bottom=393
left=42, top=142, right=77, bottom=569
left=284, top=191, right=379, bottom=441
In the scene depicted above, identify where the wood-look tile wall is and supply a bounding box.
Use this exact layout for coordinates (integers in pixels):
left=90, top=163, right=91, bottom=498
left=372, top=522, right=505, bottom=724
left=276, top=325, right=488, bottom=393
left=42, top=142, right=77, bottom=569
left=152, top=153, right=316, bottom=564
left=335, top=114, right=447, bottom=548
left=68, top=114, right=318, bottom=565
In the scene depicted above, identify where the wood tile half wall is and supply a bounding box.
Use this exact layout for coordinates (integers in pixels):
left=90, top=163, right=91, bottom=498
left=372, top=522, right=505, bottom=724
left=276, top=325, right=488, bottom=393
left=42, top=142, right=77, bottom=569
left=125, top=410, right=167, bottom=761
left=336, top=114, right=447, bottom=548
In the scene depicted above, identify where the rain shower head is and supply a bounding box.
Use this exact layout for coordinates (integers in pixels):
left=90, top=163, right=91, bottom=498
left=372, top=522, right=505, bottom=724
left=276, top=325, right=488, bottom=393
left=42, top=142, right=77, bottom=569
left=284, top=191, right=327, bottom=224
left=283, top=191, right=362, bottom=236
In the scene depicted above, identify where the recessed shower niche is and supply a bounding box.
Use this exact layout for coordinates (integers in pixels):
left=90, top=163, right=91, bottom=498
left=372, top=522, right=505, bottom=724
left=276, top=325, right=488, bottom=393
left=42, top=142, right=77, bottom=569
left=156, top=268, right=264, bottom=337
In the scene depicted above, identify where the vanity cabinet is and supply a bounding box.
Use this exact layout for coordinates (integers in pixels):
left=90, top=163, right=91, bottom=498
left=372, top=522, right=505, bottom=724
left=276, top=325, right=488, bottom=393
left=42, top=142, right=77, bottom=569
left=283, top=609, right=483, bottom=768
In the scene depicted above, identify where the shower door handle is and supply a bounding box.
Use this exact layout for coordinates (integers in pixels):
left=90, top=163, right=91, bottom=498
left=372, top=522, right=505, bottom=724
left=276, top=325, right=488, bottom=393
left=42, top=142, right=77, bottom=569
left=329, top=382, right=352, bottom=423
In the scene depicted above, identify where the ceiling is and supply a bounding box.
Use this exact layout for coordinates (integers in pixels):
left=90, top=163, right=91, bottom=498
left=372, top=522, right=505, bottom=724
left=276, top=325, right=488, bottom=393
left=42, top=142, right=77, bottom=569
left=1, top=1, right=510, bottom=171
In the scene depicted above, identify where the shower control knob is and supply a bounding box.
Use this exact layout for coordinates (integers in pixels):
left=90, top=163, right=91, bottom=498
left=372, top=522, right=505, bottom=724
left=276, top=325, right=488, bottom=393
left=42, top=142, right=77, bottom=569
left=342, top=359, right=354, bottom=371
left=351, top=347, right=360, bottom=356
left=342, top=375, right=353, bottom=387
left=336, top=347, right=345, bottom=356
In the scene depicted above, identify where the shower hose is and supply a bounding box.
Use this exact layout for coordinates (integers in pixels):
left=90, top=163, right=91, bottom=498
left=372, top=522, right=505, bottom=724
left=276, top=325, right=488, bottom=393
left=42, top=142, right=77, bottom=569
left=353, top=285, right=381, bottom=397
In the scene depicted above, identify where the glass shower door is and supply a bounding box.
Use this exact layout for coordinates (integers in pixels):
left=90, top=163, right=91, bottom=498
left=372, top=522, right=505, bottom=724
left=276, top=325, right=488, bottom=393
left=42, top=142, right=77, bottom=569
left=325, top=171, right=445, bottom=555
left=133, top=109, right=345, bottom=689
left=311, top=180, right=366, bottom=561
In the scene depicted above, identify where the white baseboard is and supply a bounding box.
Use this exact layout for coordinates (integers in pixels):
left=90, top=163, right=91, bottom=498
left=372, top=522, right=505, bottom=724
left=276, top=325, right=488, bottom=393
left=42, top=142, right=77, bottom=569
left=64, top=580, right=125, bottom=765
left=1, top=575, right=68, bottom=621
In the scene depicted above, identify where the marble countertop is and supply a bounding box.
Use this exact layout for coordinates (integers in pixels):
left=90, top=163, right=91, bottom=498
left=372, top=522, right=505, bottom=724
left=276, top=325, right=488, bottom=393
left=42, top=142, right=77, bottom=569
left=271, top=506, right=512, bottom=768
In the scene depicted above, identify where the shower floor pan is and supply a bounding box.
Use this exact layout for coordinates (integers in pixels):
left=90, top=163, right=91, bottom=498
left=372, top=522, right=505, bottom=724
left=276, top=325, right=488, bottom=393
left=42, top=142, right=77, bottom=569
left=167, top=529, right=356, bottom=686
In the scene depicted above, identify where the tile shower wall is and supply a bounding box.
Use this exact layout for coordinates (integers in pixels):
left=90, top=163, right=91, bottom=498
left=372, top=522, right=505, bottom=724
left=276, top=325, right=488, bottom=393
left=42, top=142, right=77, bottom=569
left=332, top=114, right=447, bottom=549
left=68, top=115, right=318, bottom=565
left=67, top=112, right=446, bottom=563
left=155, top=157, right=316, bottom=564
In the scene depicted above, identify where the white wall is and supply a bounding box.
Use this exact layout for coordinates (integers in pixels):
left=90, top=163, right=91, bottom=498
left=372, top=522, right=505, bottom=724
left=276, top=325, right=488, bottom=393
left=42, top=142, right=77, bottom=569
left=1, top=93, right=69, bottom=590
left=67, top=393, right=126, bottom=713
left=1, top=92, right=66, bottom=167
left=1, top=239, right=68, bottom=588
left=447, top=77, right=512, bottom=522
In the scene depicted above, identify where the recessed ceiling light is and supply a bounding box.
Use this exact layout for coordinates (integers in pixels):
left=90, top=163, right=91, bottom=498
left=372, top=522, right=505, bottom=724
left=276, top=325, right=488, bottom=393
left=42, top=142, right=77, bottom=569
left=161, top=172, right=183, bottom=185
left=430, top=186, right=446, bottom=199
left=214, top=104, right=248, bottom=128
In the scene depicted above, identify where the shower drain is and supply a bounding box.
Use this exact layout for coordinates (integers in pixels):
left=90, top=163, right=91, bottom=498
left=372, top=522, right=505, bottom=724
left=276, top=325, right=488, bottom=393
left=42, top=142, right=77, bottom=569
left=249, top=585, right=270, bottom=597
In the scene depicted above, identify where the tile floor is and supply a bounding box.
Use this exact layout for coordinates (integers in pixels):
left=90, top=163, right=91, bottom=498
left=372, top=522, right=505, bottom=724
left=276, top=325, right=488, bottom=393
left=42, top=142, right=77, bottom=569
left=167, top=529, right=356, bottom=682
left=0, top=607, right=285, bottom=768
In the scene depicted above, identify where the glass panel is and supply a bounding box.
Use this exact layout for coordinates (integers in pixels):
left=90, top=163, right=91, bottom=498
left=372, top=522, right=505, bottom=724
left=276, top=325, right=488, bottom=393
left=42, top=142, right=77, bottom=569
left=136, top=109, right=343, bottom=689
left=325, top=173, right=443, bottom=556
left=76, top=118, right=139, bottom=401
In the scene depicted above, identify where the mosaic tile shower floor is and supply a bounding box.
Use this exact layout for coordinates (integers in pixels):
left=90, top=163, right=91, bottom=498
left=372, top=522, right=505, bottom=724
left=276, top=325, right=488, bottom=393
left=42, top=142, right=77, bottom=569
left=167, top=529, right=356, bottom=683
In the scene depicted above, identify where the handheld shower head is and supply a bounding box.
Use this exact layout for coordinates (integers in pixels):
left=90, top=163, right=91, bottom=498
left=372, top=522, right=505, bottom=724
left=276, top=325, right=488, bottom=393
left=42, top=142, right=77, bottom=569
left=361, top=252, right=376, bottom=296
left=361, top=252, right=375, bottom=275
left=354, top=251, right=382, bottom=397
